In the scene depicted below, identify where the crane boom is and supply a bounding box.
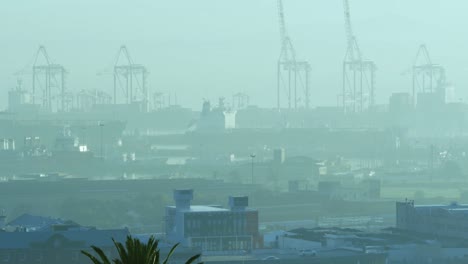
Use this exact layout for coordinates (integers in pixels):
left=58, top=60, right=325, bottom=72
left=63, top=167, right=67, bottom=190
left=34, top=46, right=51, bottom=66
left=277, top=0, right=287, bottom=49
left=115, top=45, right=134, bottom=67
left=414, top=44, right=432, bottom=66
left=343, top=0, right=361, bottom=61
left=276, top=0, right=309, bottom=110
left=277, top=0, right=295, bottom=62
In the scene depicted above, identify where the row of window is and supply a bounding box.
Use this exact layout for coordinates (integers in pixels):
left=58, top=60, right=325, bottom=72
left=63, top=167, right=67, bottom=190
left=191, top=237, right=253, bottom=251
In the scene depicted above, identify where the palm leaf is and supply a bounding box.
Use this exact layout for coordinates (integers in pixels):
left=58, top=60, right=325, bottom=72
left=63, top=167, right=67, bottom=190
left=83, top=235, right=200, bottom=264
left=185, top=254, right=202, bottom=264
left=114, top=238, right=129, bottom=264
left=81, top=250, right=104, bottom=264
left=81, top=245, right=111, bottom=264
left=162, top=243, right=179, bottom=264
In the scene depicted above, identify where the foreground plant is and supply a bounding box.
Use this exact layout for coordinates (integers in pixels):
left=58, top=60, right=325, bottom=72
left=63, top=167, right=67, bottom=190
left=82, top=235, right=201, bottom=264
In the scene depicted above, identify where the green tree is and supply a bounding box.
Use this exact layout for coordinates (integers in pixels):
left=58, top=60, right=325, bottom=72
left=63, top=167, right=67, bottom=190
left=82, top=235, right=201, bottom=264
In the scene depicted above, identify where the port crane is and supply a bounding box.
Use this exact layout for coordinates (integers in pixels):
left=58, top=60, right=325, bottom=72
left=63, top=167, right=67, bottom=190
left=15, top=46, right=68, bottom=112
left=341, top=0, right=376, bottom=113
left=97, top=46, right=149, bottom=111
left=412, top=44, right=447, bottom=106
left=276, top=0, right=310, bottom=110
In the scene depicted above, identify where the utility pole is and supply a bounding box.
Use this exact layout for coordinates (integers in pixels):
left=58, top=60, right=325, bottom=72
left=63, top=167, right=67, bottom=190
left=99, top=122, right=104, bottom=158
left=250, top=153, right=256, bottom=184
left=429, top=144, right=435, bottom=181
left=81, top=126, right=87, bottom=148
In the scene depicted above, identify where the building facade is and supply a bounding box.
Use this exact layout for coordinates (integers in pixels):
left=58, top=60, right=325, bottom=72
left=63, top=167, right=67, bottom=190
left=397, top=200, right=468, bottom=239
left=165, top=189, right=260, bottom=251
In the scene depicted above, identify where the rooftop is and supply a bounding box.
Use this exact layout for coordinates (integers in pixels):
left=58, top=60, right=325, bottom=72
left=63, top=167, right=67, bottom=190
left=287, top=227, right=433, bottom=246
left=7, top=213, right=70, bottom=230
left=168, top=205, right=229, bottom=212
left=0, top=228, right=129, bottom=249
left=413, top=203, right=468, bottom=216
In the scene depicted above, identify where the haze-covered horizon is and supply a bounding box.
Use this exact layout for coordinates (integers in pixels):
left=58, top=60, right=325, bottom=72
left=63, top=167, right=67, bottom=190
left=1, top=0, right=467, bottom=110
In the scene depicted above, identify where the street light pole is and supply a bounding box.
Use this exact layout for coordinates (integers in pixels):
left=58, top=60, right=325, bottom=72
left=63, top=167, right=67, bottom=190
left=250, top=153, right=256, bottom=184
left=99, top=122, right=104, bottom=158
left=81, top=126, right=87, bottom=148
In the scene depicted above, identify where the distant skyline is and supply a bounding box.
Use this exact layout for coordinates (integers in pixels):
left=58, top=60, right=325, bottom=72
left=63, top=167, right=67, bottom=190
left=1, top=0, right=467, bottom=110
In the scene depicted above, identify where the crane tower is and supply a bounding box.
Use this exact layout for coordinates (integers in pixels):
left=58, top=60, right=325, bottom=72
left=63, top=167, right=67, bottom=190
left=276, top=0, right=311, bottom=111
left=412, top=44, right=447, bottom=106
left=341, top=0, right=376, bottom=113
left=27, top=46, right=68, bottom=112
left=113, top=46, right=149, bottom=111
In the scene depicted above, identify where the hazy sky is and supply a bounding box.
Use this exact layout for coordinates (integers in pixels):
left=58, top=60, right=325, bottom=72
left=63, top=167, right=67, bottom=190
left=0, top=0, right=467, bottom=110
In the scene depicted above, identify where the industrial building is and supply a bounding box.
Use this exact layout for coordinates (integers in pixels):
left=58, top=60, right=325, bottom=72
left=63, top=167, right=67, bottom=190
left=396, top=200, right=468, bottom=239
left=165, top=189, right=261, bottom=252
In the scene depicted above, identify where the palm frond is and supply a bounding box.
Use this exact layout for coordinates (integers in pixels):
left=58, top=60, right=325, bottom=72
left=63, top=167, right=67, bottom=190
left=81, top=250, right=104, bottom=264
left=83, top=235, right=199, bottom=264
left=81, top=245, right=112, bottom=264
left=162, top=243, right=179, bottom=264
left=185, top=254, right=202, bottom=264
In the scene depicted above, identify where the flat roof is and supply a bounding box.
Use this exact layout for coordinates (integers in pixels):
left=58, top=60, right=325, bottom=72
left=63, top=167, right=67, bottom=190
left=412, top=204, right=468, bottom=216
left=447, top=208, right=468, bottom=211
left=414, top=203, right=468, bottom=208
left=167, top=205, right=229, bottom=212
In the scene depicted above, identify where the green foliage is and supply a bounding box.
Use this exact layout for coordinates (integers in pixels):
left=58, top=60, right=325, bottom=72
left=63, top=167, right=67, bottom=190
left=58, top=194, right=170, bottom=231
left=81, top=235, right=201, bottom=264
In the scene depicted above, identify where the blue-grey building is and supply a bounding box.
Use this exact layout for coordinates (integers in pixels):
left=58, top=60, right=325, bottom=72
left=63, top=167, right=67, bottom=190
left=397, top=200, right=468, bottom=239
left=165, top=189, right=260, bottom=251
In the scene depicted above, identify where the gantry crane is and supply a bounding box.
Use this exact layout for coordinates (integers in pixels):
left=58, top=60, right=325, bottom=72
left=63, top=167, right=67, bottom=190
left=113, top=46, right=149, bottom=111
left=16, top=46, right=68, bottom=112
left=412, top=44, right=447, bottom=106
left=32, top=46, right=68, bottom=112
left=341, top=0, right=376, bottom=113
left=276, top=0, right=310, bottom=111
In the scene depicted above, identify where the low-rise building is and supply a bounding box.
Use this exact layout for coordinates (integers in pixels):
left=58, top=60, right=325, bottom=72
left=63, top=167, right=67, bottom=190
left=264, top=226, right=468, bottom=264
left=0, top=223, right=129, bottom=264
left=6, top=213, right=71, bottom=232
left=396, top=200, right=468, bottom=239
left=165, top=189, right=261, bottom=251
